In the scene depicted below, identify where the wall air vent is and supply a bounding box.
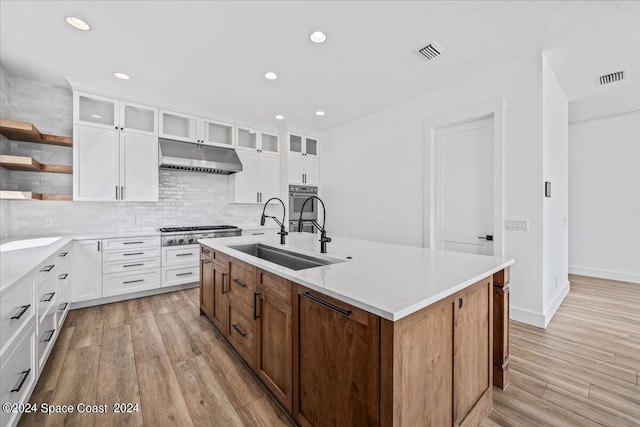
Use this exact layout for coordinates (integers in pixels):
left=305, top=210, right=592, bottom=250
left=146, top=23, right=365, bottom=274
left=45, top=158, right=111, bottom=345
left=598, top=70, right=624, bottom=85
left=415, top=41, right=446, bottom=62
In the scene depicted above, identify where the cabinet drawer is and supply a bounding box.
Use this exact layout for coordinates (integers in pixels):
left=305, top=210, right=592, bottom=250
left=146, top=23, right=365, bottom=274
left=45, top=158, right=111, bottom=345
left=227, top=298, right=255, bottom=367
left=212, top=250, right=230, bottom=269
left=162, top=265, right=200, bottom=288
left=103, top=257, right=161, bottom=274
left=0, top=324, right=36, bottom=427
left=103, top=269, right=161, bottom=297
left=228, top=258, right=256, bottom=307
left=37, top=310, right=56, bottom=371
left=164, top=245, right=199, bottom=266
left=103, top=236, right=160, bottom=251
left=0, top=276, right=35, bottom=356
left=37, top=255, right=57, bottom=287
left=102, top=247, right=160, bottom=263
left=55, top=282, right=71, bottom=330
left=257, top=269, right=292, bottom=306
left=37, top=274, right=57, bottom=324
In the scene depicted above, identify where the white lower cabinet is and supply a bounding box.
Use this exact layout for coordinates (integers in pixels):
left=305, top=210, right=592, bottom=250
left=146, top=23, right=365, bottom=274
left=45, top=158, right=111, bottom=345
left=161, top=244, right=199, bottom=287
left=0, top=323, right=36, bottom=427
left=103, top=269, right=161, bottom=297
left=71, top=240, right=103, bottom=303
left=102, top=237, right=161, bottom=297
left=162, top=265, right=199, bottom=288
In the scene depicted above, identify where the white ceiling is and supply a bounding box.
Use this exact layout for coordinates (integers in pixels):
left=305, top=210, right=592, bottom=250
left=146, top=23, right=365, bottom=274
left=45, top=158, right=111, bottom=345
left=1, top=1, right=638, bottom=131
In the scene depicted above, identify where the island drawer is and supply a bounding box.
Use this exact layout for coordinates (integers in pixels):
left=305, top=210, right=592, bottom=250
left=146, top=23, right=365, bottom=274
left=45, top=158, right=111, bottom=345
left=103, top=236, right=160, bottom=251
left=228, top=258, right=256, bottom=307
left=211, top=250, right=230, bottom=269
left=257, top=269, right=291, bottom=306
left=227, top=298, right=255, bottom=367
left=1, top=274, right=35, bottom=356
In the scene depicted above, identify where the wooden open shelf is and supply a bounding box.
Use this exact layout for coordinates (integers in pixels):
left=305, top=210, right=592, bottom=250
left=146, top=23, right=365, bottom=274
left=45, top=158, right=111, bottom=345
left=0, top=155, right=72, bottom=174
left=0, top=119, right=72, bottom=147
left=0, top=191, right=72, bottom=201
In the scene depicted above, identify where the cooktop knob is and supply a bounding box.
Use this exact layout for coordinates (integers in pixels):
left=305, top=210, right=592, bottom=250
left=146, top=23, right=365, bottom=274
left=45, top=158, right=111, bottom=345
left=167, top=239, right=174, bottom=245
left=188, top=237, right=194, bottom=243
left=178, top=238, right=184, bottom=244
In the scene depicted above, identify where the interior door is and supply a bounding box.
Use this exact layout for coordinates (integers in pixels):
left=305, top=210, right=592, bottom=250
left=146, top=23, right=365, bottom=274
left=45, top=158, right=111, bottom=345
left=73, top=125, right=119, bottom=201
left=120, top=132, right=158, bottom=201
left=259, top=154, right=280, bottom=201
left=435, top=117, right=494, bottom=255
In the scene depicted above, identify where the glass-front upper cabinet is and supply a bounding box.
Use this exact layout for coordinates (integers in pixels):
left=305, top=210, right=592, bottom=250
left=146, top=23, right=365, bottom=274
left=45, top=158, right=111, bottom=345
left=305, top=137, right=318, bottom=157
left=289, top=133, right=318, bottom=157
left=74, top=92, right=118, bottom=129
left=289, top=134, right=303, bottom=154
left=202, top=119, right=234, bottom=148
left=261, top=132, right=279, bottom=154
left=120, top=101, right=157, bottom=135
left=237, top=127, right=258, bottom=151
left=159, top=110, right=199, bottom=143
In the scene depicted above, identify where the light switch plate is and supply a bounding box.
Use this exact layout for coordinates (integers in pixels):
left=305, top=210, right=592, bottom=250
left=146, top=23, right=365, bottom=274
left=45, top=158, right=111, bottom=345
left=505, top=219, right=529, bottom=231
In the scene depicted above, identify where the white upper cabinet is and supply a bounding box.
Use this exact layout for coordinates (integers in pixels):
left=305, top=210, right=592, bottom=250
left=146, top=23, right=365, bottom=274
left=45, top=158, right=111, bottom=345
left=288, top=133, right=319, bottom=185
left=120, top=133, right=159, bottom=202
left=261, top=132, right=279, bottom=154
left=237, top=127, right=258, bottom=151
left=159, top=110, right=199, bottom=143
left=160, top=110, right=237, bottom=148
left=236, top=127, right=279, bottom=154
left=74, top=92, right=157, bottom=135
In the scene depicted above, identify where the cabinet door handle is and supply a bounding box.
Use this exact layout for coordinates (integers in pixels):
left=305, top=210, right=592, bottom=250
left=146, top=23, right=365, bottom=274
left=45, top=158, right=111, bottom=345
left=201, top=248, right=211, bottom=254
left=44, top=329, right=56, bottom=342
left=123, top=252, right=144, bottom=256
left=222, top=273, right=228, bottom=293
left=58, top=273, right=68, bottom=280
left=41, top=265, right=55, bottom=272
left=11, top=304, right=31, bottom=320
left=123, top=241, right=144, bottom=245
left=176, top=272, right=193, bottom=277
left=11, top=369, right=31, bottom=393
left=58, top=302, right=69, bottom=311
left=459, top=297, right=463, bottom=309
left=253, top=292, right=260, bottom=320
left=121, top=186, right=125, bottom=200
left=123, top=279, right=144, bottom=284
left=232, top=324, right=247, bottom=338
left=43, top=292, right=56, bottom=302
left=97, top=241, right=101, bottom=251
left=116, top=185, right=119, bottom=200
left=232, top=279, right=247, bottom=288
left=301, top=292, right=351, bottom=316
left=201, top=259, right=211, bottom=264
left=58, top=252, right=68, bottom=257
left=257, top=192, right=260, bottom=203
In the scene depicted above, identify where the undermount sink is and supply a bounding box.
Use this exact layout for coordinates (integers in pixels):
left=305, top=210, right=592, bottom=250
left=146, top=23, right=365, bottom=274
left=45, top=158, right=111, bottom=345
left=229, top=243, right=344, bottom=271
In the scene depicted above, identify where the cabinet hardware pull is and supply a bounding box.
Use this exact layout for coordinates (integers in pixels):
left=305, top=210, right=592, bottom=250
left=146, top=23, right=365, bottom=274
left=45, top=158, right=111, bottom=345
left=58, top=252, right=68, bottom=257
left=201, top=259, right=211, bottom=264
left=232, top=279, right=248, bottom=288
left=123, top=279, right=144, bottom=284
left=301, top=292, right=351, bottom=316
left=41, top=264, right=55, bottom=272
left=11, top=304, right=30, bottom=320
left=123, top=263, right=144, bottom=267
left=11, top=369, right=31, bottom=393
left=121, top=186, right=125, bottom=200
left=58, top=273, right=68, bottom=280
left=44, top=329, right=56, bottom=342
left=123, top=241, right=144, bottom=245
left=232, top=324, right=247, bottom=338
left=176, top=272, right=193, bottom=276
left=43, top=292, right=56, bottom=302
left=253, top=292, right=260, bottom=320
left=202, top=248, right=211, bottom=254
left=116, top=185, right=119, bottom=200
left=459, top=298, right=463, bottom=309
left=257, top=192, right=260, bottom=203
left=123, top=252, right=144, bottom=256
left=97, top=241, right=101, bottom=251
left=176, top=253, right=193, bottom=256
left=59, top=302, right=68, bottom=311
left=222, top=273, right=228, bottom=293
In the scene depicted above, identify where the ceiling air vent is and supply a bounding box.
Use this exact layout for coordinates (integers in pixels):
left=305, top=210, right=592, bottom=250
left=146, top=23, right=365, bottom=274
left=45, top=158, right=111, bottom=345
left=415, top=41, right=446, bottom=62
left=598, top=70, right=624, bottom=85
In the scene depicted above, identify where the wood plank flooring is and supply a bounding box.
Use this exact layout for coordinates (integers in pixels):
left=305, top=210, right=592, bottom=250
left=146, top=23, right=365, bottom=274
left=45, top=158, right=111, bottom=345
left=18, top=275, right=640, bottom=427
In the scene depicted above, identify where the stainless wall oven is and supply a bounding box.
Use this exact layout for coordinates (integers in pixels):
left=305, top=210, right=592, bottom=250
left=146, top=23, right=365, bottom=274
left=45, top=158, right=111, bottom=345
left=289, top=185, right=318, bottom=233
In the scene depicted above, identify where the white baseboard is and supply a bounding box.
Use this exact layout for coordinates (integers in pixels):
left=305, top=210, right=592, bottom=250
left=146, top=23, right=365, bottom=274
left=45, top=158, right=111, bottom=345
left=510, top=306, right=546, bottom=328
left=70, top=282, right=199, bottom=310
left=568, top=266, right=640, bottom=284
left=543, top=281, right=570, bottom=328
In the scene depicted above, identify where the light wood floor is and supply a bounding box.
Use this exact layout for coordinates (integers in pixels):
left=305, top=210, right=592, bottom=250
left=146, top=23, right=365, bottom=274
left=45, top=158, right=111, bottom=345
left=18, top=274, right=640, bottom=427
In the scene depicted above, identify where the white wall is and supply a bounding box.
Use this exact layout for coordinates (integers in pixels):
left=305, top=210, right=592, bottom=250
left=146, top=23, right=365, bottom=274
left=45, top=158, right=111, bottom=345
left=542, top=55, right=570, bottom=324
left=569, top=111, right=640, bottom=283
left=1, top=64, right=11, bottom=239
left=321, top=58, right=548, bottom=325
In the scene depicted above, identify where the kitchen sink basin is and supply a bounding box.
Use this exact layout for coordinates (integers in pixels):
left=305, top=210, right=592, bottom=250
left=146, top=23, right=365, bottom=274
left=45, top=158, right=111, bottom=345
left=229, top=243, right=344, bottom=271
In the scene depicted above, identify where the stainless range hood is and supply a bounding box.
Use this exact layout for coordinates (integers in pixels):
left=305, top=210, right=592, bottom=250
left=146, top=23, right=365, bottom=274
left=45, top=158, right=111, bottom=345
left=159, top=139, right=243, bottom=174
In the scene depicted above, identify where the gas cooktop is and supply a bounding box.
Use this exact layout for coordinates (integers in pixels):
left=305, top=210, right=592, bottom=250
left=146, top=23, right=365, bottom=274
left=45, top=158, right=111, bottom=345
left=159, top=225, right=239, bottom=233
left=159, top=225, right=242, bottom=246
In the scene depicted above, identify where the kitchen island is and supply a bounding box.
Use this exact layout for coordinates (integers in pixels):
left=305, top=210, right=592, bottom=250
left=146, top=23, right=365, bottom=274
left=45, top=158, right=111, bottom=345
left=199, top=233, right=513, bottom=427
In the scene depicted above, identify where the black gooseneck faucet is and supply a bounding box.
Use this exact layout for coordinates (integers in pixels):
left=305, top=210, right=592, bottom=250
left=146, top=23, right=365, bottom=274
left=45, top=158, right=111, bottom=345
left=297, top=196, right=331, bottom=253
left=260, top=197, right=288, bottom=245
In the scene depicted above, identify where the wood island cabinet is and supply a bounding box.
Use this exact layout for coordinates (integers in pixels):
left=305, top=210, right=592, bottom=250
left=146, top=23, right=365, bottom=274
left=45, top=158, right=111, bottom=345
left=198, top=243, right=507, bottom=427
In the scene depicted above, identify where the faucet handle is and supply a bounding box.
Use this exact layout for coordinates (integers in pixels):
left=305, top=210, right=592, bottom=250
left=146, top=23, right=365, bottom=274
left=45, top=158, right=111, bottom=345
left=320, top=236, right=331, bottom=243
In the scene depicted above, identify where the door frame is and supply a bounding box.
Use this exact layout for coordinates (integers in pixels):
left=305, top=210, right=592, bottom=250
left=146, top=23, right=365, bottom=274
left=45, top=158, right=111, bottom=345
left=423, top=98, right=505, bottom=257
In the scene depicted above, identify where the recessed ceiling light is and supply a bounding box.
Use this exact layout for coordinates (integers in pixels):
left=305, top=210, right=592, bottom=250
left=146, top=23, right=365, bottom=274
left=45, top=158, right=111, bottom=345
left=264, top=72, right=278, bottom=80
left=114, top=72, right=130, bottom=80
left=65, top=16, right=91, bottom=31
left=275, top=115, right=285, bottom=120
left=315, top=110, right=325, bottom=116
left=90, top=114, right=102, bottom=119
left=309, top=31, right=327, bottom=44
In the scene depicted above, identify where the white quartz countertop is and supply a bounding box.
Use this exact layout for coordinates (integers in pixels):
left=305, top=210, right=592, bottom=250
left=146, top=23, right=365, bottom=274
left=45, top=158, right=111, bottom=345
left=199, top=233, right=514, bottom=321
